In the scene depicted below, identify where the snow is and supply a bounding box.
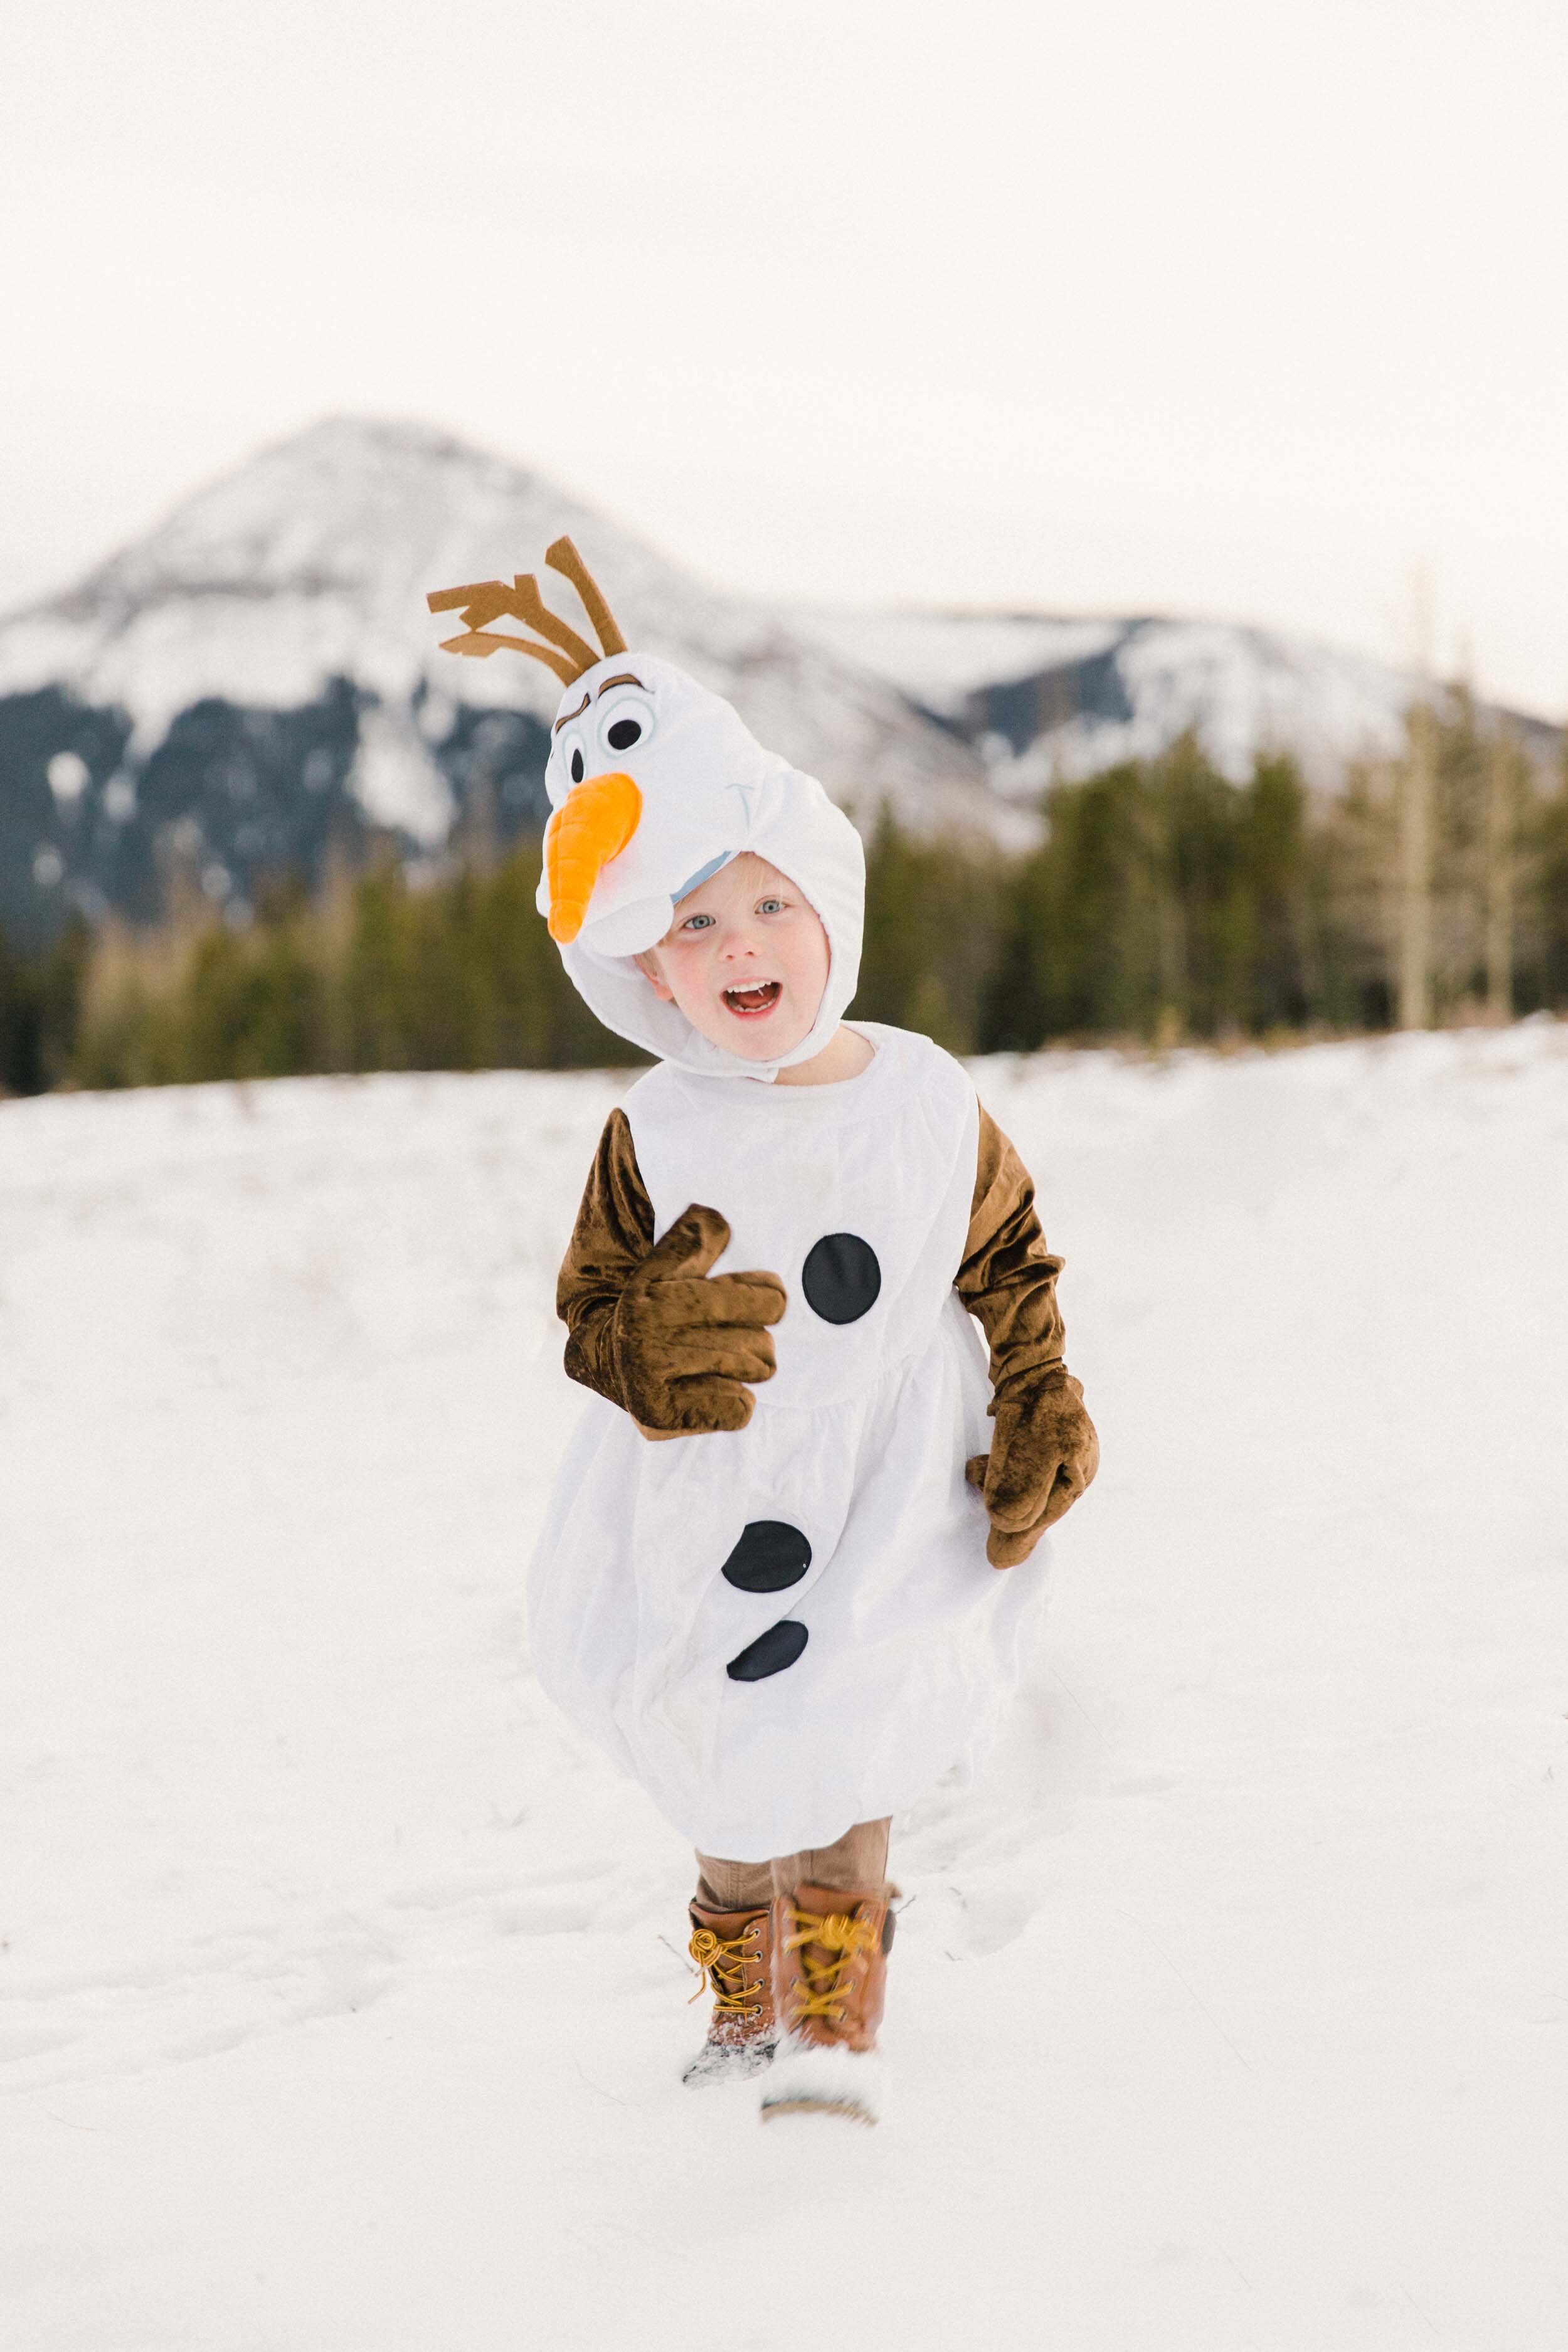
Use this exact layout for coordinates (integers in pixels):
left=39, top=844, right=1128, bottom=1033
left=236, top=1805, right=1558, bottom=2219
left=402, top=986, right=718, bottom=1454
left=347, top=701, right=455, bottom=848
left=45, top=751, right=89, bottom=804
left=3, top=1026, right=1566, bottom=2349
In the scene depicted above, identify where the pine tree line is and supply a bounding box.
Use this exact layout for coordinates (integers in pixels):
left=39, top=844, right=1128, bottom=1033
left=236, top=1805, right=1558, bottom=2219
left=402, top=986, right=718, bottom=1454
left=3, top=700, right=1567, bottom=1098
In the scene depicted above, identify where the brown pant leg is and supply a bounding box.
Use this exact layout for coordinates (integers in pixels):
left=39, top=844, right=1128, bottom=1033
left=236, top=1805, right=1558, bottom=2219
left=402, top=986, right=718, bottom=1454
left=693, top=1851, right=775, bottom=1912
left=771, top=1818, right=893, bottom=1900
left=694, top=1818, right=893, bottom=1911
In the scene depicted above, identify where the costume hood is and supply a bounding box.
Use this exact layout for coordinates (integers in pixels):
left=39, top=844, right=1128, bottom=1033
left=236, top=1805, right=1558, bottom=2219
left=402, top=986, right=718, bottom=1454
left=426, top=541, right=864, bottom=1082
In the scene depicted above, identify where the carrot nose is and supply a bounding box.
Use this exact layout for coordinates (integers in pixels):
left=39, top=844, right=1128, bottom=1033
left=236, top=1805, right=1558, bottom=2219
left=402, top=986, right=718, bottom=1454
left=546, top=771, right=642, bottom=944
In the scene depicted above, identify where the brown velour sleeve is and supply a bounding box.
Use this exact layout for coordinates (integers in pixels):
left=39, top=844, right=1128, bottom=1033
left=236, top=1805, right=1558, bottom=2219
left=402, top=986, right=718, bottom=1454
left=557, top=1107, right=655, bottom=1409
left=954, top=1104, right=1070, bottom=1394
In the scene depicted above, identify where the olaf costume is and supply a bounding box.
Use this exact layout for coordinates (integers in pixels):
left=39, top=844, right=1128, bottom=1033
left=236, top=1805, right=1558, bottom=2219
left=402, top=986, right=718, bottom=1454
left=426, top=543, right=1096, bottom=1867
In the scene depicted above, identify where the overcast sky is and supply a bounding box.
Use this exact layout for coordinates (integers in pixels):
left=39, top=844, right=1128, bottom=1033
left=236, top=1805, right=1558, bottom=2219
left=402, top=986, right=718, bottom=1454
left=3, top=1, right=1565, bottom=710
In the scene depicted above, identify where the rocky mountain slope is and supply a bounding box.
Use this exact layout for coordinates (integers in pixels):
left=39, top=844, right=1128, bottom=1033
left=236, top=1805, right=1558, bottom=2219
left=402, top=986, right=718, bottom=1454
left=0, top=420, right=1015, bottom=943
left=800, top=610, right=1562, bottom=799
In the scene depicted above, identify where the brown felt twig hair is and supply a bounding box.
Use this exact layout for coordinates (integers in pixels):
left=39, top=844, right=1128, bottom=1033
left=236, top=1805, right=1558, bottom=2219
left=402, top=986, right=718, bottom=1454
left=545, top=536, right=628, bottom=659
left=425, top=537, right=626, bottom=682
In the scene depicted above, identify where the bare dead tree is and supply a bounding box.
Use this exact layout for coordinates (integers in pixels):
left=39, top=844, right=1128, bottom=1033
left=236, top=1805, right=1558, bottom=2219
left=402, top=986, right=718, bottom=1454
left=1483, top=727, right=1525, bottom=1019
left=1396, top=702, right=1436, bottom=1029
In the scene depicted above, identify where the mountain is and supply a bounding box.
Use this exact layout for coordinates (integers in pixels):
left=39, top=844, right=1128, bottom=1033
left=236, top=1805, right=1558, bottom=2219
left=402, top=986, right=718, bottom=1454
left=798, top=611, right=1563, bottom=798
left=0, top=420, right=1020, bottom=944
left=4, top=417, right=1559, bottom=947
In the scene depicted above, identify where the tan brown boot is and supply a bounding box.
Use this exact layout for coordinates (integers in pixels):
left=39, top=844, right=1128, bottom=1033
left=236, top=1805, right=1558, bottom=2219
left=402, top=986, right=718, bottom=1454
left=761, top=1882, right=894, bottom=2124
left=681, top=1902, right=777, bottom=2088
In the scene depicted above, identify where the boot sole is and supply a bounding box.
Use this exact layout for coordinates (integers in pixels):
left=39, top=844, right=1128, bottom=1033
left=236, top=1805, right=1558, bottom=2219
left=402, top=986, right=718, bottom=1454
left=760, top=2094, right=876, bottom=2127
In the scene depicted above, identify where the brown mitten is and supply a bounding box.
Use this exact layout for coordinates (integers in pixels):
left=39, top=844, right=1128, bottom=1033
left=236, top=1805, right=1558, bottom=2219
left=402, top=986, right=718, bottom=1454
left=966, top=1369, right=1099, bottom=1567
left=613, top=1204, right=787, bottom=1436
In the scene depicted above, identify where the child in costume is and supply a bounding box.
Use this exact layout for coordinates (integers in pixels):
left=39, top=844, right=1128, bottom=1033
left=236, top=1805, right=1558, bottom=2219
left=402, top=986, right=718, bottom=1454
left=427, top=542, right=1099, bottom=2124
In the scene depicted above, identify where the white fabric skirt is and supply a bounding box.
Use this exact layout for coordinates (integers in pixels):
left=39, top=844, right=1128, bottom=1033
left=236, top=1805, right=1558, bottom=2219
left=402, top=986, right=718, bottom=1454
left=527, top=1292, right=1050, bottom=1860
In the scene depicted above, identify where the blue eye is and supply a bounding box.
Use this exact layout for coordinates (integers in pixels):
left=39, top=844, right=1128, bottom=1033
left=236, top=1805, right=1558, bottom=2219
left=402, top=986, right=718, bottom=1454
left=758, top=898, right=785, bottom=914
left=682, top=912, right=715, bottom=931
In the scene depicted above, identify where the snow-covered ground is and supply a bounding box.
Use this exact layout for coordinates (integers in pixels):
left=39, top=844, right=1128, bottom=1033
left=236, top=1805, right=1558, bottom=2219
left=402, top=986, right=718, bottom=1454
left=3, top=1027, right=1566, bottom=2350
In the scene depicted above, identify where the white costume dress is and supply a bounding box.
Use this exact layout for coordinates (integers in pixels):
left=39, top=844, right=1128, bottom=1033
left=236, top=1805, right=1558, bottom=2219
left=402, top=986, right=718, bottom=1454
left=529, top=1022, right=1051, bottom=1860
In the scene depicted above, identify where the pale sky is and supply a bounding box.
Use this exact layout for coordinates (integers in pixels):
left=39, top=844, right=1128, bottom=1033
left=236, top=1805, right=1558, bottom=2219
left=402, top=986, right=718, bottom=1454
left=3, top=0, right=1565, bottom=711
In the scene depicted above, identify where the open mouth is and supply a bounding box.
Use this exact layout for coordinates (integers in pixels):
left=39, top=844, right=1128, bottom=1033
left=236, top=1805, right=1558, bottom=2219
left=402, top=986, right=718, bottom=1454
left=722, top=980, right=782, bottom=1019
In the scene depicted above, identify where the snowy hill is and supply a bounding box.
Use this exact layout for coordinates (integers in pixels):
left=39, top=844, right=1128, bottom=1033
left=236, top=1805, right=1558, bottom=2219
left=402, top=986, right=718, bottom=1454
left=0, top=420, right=1016, bottom=943
left=3, top=1028, right=1565, bottom=2347
left=801, top=609, right=1564, bottom=797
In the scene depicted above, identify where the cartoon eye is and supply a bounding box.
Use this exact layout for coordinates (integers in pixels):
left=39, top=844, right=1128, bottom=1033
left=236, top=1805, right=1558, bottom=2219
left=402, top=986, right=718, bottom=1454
left=596, top=689, right=656, bottom=763
left=551, top=729, right=588, bottom=803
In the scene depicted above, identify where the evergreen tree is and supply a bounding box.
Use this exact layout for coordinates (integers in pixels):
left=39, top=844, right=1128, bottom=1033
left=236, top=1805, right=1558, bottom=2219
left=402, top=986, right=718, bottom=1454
left=29, top=735, right=1568, bottom=1098
left=854, top=808, right=1004, bottom=1052
left=0, top=917, right=90, bottom=1095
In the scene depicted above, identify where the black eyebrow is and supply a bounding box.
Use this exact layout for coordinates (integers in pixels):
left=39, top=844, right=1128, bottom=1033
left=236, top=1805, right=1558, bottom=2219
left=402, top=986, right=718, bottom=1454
left=553, top=692, right=590, bottom=734
left=595, top=672, right=645, bottom=697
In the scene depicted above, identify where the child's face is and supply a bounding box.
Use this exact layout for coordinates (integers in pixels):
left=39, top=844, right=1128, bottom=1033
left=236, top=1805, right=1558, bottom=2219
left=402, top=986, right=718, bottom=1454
left=636, top=854, right=830, bottom=1062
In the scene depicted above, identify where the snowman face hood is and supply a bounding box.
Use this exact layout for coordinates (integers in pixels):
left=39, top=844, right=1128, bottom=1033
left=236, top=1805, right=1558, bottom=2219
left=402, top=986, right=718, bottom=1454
left=427, top=539, right=865, bottom=1081
left=547, top=652, right=864, bottom=1080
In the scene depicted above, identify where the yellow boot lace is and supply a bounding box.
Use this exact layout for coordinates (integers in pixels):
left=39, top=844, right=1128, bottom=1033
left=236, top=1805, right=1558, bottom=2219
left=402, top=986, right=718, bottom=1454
left=781, top=1907, right=879, bottom=2025
left=688, top=1920, right=766, bottom=2019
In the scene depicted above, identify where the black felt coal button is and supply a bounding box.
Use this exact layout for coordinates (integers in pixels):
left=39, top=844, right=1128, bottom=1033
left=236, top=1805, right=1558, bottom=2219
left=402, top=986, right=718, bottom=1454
left=726, top=1620, right=808, bottom=1682
left=721, top=1520, right=812, bottom=1593
left=801, top=1232, right=881, bottom=1325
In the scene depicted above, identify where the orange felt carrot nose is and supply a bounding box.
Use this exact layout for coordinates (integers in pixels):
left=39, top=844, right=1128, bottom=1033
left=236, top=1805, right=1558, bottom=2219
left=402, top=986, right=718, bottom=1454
left=546, top=771, right=642, bottom=943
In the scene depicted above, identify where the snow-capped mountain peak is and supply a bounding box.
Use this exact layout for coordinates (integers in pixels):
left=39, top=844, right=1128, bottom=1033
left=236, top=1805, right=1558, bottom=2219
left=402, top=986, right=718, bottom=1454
left=797, top=608, right=1560, bottom=796
left=0, top=419, right=1012, bottom=938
